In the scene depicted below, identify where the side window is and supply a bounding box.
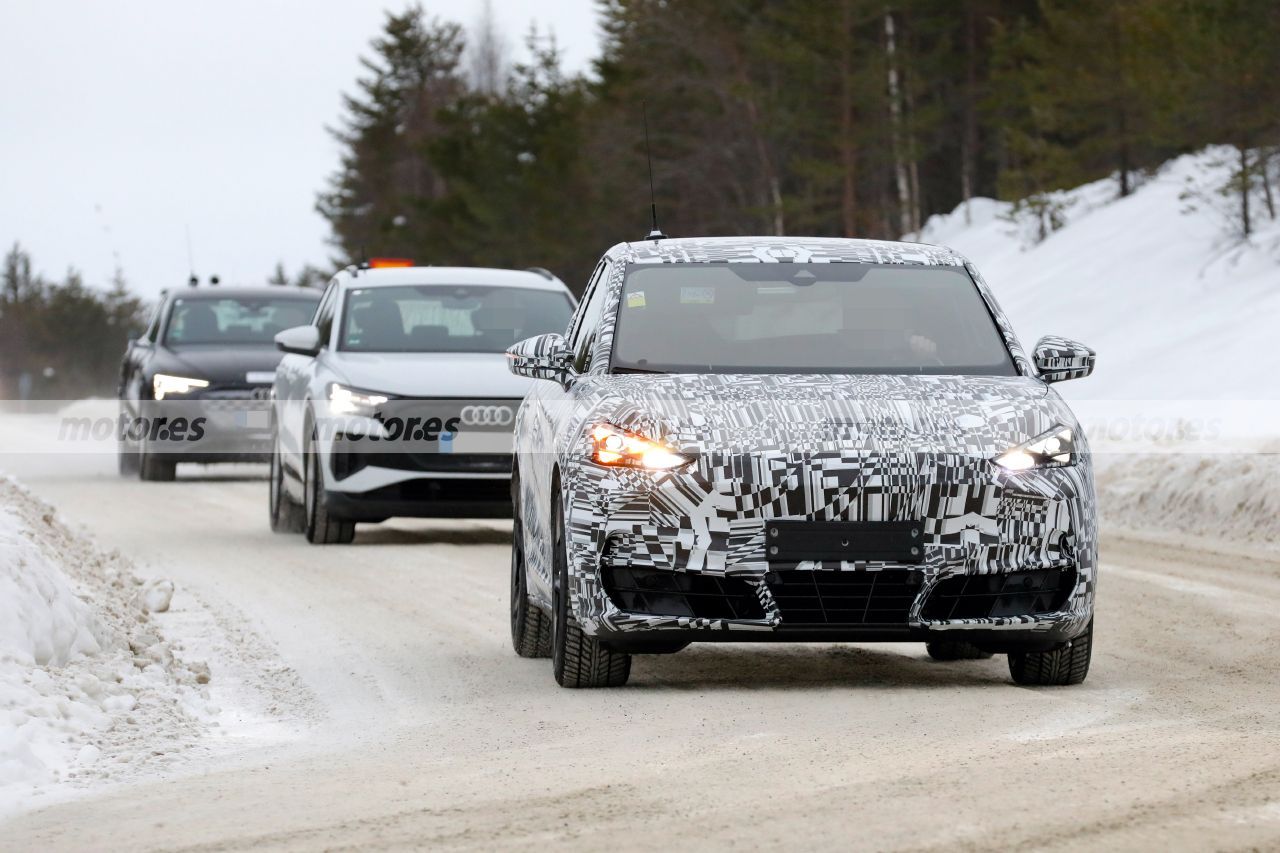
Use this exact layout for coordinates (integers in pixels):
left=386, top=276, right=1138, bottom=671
left=569, top=260, right=612, bottom=373
left=565, top=260, right=605, bottom=347
left=314, top=282, right=338, bottom=348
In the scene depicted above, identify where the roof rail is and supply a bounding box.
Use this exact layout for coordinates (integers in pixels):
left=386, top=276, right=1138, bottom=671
left=526, top=267, right=555, bottom=280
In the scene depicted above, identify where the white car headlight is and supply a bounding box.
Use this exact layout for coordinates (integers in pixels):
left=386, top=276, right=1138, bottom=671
left=153, top=373, right=209, bottom=400
left=328, top=383, right=390, bottom=417
left=993, top=425, right=1075, bottom=471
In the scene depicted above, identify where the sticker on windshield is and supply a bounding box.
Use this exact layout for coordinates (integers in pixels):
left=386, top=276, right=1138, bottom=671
left=680, top=286, right=715, bottom=304
left=626, top=291, right=646, bottom=308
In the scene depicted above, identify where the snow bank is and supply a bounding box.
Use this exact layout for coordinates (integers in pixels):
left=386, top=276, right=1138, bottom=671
left=0, top=477, right=212, bottom=815
left=1094, top=443, right=1280, bottom=550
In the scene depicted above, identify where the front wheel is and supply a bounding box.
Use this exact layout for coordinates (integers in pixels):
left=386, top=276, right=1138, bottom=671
left=303, top=432, right=355, bottom=545
left=117, top=413, right=140, bottom=477
left=1008, top=620, right=1093, bottom=686
left=138, top=440, right=176, bottom=482
left=551, top=490, right=630, bottom=688
left=510, top=477, right=551, bottom=658
left=269, top=435, right=306, bottom=533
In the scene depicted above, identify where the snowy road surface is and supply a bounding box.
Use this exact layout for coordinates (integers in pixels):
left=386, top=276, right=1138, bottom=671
left=3, top=448, right=1280, bottom=851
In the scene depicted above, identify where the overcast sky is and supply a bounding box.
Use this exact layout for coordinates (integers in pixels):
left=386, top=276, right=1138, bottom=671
left=0, top=1, right=601, bottom=298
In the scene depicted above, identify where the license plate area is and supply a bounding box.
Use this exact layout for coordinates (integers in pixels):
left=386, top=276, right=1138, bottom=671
left=765, top=521, right=923, bottom=564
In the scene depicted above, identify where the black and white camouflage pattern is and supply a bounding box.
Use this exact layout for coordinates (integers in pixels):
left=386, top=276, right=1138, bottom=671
left=513, top=237, right=1096, bottom=643
left=1032, top=335, right=1097, bottom=383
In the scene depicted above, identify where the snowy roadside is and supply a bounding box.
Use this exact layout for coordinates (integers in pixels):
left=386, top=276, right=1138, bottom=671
left=1094, top=439, right=1280, bottom=552
left=0, top=474, right=308, bottom=818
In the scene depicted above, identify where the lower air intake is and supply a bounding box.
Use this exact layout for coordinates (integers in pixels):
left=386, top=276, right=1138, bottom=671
left=602, top=567, right=764, bottom=621
left=921, top=567, right=1076, bottom=621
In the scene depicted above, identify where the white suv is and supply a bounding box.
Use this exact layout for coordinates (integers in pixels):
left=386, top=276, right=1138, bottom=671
left=269, top=264, right=576, bottom=543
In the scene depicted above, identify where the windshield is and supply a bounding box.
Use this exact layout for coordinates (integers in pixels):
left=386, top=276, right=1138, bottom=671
left=165, top=295, right=320, bottom=346
left=339, top=285, right=574, bottom=353
left=610, top=263, right=1017, bottom=375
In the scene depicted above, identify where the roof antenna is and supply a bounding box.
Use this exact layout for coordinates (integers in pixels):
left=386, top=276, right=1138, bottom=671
left=643, top=102, right=667, bottom=241
left=185, top=225, right=198, bottom=287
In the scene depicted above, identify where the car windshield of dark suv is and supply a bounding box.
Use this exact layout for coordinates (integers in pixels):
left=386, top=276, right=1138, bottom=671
left=611, top=263, right=1017, bottom=375
left=165, top=296, right=320, bottom=346
left=339, top=285, right=574, bottom=353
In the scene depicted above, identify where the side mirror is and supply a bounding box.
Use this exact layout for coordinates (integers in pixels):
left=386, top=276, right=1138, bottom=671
left=506, top=333, right=571, bottom=382
left=1033, top=335, right=1095, bottom=383
left=275, top=325, right=322, bottom=357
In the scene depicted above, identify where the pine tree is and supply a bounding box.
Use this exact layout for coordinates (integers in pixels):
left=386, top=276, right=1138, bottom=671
left=317, top=5, right=465, bottom=263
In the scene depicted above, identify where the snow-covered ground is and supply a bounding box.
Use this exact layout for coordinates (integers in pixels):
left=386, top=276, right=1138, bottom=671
left=917, top=147, right=1280, bottom=547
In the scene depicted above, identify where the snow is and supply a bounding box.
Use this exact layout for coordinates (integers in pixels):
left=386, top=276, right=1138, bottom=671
left=918, top=147, right=1280, bottom=403
left=0, top=477, right=214, bottom=816
left=917, top=147, right=1280, bottom=546
left=1094, top=440, right=1280, bottom=550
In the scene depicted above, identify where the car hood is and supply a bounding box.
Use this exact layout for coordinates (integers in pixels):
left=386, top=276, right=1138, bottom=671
left=158, top=345, right=285, bottom=384
left=329, top=352, right=535, bottom=400
left=583, top=373, right=1073, bottom=457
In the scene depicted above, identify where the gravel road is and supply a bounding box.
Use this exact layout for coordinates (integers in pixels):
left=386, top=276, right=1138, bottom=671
left=3, top=450, right=1279, bottom=851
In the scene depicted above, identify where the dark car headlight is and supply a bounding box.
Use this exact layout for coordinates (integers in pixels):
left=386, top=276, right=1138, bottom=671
left=152, top=373, right=209, bottom=400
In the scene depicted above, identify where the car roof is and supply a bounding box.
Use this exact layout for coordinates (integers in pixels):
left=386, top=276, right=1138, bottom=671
left=338, top=266, right=571, bottom=292
left=168, top=286, right=322, bottom=300
left=613, top=235, right=966, bottom=267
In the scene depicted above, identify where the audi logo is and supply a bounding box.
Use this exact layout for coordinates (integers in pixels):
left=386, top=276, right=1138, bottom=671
left=460, top=405, right=514, bottom=426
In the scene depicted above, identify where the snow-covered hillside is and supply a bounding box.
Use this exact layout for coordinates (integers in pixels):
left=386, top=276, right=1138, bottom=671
left=919, top=148, right=1280, bottom=403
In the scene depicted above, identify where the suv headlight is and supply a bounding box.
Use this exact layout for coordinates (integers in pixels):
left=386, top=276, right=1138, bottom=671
left=589, top=423, right=693, bottom=471
left=993, top=425, right=1075, bottom=471
left=153, top=373, right=209, bottom=400
left=328, top=383, right=389, bottom=417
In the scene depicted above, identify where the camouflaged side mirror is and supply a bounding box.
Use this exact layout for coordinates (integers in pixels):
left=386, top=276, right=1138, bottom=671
left=1033, top=335, right=1096, bottom=383
left=506, top=333, right=572, bottom=382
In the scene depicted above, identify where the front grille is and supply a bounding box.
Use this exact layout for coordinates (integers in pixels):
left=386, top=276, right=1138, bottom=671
left=602, top=567, right=765, bottom=621
left=920, top=567, right=1076, bottom=621
left=766, top=569, right=921, bottom=625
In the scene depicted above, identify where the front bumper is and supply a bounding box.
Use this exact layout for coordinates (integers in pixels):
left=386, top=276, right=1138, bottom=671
left=562, top=457, right=1097, bottom=648
left=324, top=476, right=512, bottom=520
left=133, top=396, right=272, bottom=462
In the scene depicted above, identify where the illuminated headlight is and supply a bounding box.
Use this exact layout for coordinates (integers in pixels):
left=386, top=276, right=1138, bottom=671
left=328, top=383, right=389, bottom=417
left=993, top=425, right=1075, bottom=471
left=153, top=373, right=209, bottom=400
left=589, top=423, right=693, bottom=471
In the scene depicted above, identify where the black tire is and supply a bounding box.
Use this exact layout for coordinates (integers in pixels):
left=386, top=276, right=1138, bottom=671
left=303, top=433, right=355, bottom=545
left=138, top=440, right=176, bottom=482
left=926, top=639, right=994, bottom=661
left=551, top=489, right=630, bottom=688
left=510, top=477, right=552, bottom=658
left=1008, top=620, right=1093, bottom=686
left=269, top=437, right=306, bottom=533
left=117, top=413, right=140, bottom=477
